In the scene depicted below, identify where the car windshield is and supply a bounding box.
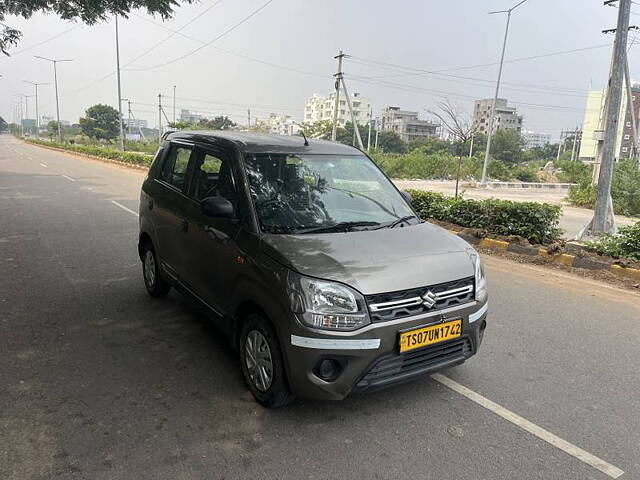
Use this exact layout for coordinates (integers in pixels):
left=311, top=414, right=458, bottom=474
left=243, top=153, right=416, bottom=234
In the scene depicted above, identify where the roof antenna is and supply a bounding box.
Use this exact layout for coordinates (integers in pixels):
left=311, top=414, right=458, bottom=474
left=293, top=121, right=309, bottom=146
left=300, top=129, right=309, bottom=146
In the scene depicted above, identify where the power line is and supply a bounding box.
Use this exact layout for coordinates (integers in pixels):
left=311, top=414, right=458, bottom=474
left=123, top=0, right=223, bottom=68
left=125, top=0, right=276, bottom=72
left=131, top=12, right=328, bottom=78
left=10, top=24, right=80, bottom=56
left=350, top=43, right=613, bottom=80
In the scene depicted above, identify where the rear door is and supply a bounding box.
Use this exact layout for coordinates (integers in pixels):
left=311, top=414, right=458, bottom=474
left=151, top=141, right=194, bottom=280
left=182, top=145, right=245, bottom=314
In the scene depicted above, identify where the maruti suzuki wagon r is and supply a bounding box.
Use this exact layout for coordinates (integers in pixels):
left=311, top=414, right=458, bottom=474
left=138, top=131, right=488, bottom=407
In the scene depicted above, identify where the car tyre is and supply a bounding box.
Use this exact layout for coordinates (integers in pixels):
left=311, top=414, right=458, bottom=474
left=142, top=242, right=171, bottom=298
left=240, top=314, right=294, bottom=408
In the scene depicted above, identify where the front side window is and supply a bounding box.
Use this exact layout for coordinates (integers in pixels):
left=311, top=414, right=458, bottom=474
left=243, top=153, right=415, bottom=234
left=160, top=145, right=191, bottom=190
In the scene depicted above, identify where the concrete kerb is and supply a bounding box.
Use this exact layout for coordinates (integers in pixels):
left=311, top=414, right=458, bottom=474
left=449, top=229, right=640, bottom=282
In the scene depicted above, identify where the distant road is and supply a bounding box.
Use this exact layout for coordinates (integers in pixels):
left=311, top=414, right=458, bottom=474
left=394, top=179, right=637, bottom=239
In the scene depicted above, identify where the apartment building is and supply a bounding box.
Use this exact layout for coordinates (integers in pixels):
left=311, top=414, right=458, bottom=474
left=303, top=92, right=372, bottom=126
left=380, top=107, right=439, bottom=142
left=473, top=98, right=523, bottom=134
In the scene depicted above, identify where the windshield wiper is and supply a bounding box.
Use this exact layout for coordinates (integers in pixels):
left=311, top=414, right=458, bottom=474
left=377, top=215, right=419, bottom=230
left=296, top=221, right=381, bottom=234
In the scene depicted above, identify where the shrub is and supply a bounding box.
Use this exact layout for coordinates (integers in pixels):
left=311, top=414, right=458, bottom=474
left=586, top=222, right=640, bottom=260
left=26, top=139, right=153, bottom=166
left=512, top=166, right=539, bottom=183
left=409, top=190, right=562, bottom=244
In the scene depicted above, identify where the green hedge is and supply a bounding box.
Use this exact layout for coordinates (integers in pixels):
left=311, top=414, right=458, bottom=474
left=26, top=139, right=153, bottom=166
left=585, top=222, right=640, bottom=261
left=409, top=190, right=562, bottom=245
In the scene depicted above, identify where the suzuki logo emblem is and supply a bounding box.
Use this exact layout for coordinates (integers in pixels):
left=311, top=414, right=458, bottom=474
left=421, top=290, right=437, bottom=309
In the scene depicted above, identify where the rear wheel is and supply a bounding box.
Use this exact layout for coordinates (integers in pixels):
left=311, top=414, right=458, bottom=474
left=240, top=314, right=294, bottom=408
left=142, top=242, right=171, bottom=298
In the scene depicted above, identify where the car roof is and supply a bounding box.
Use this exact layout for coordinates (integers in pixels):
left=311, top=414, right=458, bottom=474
left=165, top=130, right=363, bottom=155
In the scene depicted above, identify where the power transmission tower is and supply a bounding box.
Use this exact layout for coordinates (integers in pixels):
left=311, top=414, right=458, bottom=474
left=581, top=0, right=631, bottom=237
left=331, top=51, right=345, bottom=141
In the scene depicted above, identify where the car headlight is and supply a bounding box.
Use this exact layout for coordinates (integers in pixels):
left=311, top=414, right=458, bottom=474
left=287, top=272, right=370, bottom=331
left=468, top=248, right=487, bottom=302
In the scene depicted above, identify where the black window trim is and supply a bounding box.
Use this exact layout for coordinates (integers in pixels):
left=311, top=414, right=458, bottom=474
left=186, top=144, right=239, bottom=204
left=155, top=140, right=196, bottom=196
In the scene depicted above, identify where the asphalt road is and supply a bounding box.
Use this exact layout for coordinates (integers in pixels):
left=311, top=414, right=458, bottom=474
left=1, top=135, right=639, bottom=480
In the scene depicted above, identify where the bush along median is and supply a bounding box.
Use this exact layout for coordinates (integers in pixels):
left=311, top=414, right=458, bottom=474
left=408, top=190, right=639, bottom=285
left=26, top=139, right=153, bottom=167
left=408, top=190, right=562, bottom=245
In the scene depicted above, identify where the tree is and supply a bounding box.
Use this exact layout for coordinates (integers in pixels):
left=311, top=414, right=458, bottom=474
left=377, top=130, right=407, bottom=154
left=201, top=116, right=235, bottom=130
left=301, top=120, right=333, bottom=140
left=79, top=104, right=121, bottom=141
left=428, top=100, right=476, bottom=197
left=0, top=116, right=7, bottom=132
left=47, top=120, right=60, bottom=138
left=1, top=0, right=194, bottom=55
left=490, top=129, right=525, bottom=165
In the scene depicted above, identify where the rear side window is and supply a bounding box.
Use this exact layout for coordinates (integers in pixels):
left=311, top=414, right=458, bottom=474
left=160, top=145, right=191, bottom=190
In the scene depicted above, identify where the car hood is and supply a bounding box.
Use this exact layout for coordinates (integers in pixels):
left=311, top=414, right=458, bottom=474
left=261, top=222, right=474, bottom=295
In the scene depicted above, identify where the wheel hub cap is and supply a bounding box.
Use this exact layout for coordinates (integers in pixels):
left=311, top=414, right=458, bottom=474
left=245, top=330, right=273, bottom=392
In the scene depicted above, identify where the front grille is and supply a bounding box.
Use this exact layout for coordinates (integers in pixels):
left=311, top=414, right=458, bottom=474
left=355, top=337, right=472, bottom=391
left=366, top=277, right=474, bottom=323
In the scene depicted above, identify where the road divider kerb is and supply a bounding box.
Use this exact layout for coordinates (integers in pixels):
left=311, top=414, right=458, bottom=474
left=451, top=229, right=639, bottom=284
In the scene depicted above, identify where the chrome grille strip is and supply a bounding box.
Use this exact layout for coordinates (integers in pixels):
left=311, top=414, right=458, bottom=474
left=369, top=284, right=474, bottom=312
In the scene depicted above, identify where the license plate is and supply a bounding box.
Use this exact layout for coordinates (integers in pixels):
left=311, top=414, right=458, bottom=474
left=399, top=319, right=462, bottom=353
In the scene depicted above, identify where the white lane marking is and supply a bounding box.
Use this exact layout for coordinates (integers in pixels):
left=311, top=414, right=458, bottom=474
left=110, top=200, right=139, bottom=217
left=291, top=335, right=380, bottom=350
left=61, top=174, right=76, bottom=182
left=431, top=374, right=624, bottom=479
left=39, top=163, right=48, bottom=168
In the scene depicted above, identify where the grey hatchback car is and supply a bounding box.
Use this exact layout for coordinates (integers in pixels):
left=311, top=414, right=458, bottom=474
left=138, top=131, right=488, bottom=407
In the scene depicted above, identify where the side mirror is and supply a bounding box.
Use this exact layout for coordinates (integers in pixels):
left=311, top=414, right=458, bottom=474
left=401, top=191, right=413, bottom=203
left=201, top=196, right=234, bottom=218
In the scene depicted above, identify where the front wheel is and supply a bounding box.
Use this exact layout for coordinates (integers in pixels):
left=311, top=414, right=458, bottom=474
left=240, top=314, right=294, bottom=408
left=142, top=242, right=171, bottom=298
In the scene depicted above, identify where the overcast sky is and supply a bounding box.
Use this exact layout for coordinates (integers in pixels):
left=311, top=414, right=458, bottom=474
left=0, top=0, right=629, bottom=140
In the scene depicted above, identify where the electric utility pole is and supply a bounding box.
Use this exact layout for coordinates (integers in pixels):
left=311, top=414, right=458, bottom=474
left=331, top=51, right=345, bottom=141
left=481, top=0, right=529, bottom=183
left=367, top=106, right=373, bottom=151
left=173, top=85, right=177, bottom=123
left=623, top=52, right=639, bottom=159
left=158, top=94, right=163, bottom=144
left=340, top=77, right=364, bottom=150
left=115, top=15, right=125, bottom=152
left=23, top=80, right=49, bottom=140
left=35, top=56, right=73, bottom=142
left=592, top=0, right=631, bottom=234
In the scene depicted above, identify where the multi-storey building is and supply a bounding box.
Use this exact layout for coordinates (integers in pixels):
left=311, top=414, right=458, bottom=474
left=179, top=109, right=204, bottom=124
left=255, top=113, right=300, bottom=136
left=472, top=98, right=523, bottom=135
left=522, top=131, right=551, bottom=149
left=578, top=87, right=640, bottom=161
left=380, top=107, right=440, bottom=142
left=303, top=92, right=372, bottom=126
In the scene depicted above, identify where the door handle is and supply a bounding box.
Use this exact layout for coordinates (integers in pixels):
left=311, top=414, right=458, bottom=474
left=180, top=219, right=189, bottom=232
left=148, top=199, right=154, bottom=210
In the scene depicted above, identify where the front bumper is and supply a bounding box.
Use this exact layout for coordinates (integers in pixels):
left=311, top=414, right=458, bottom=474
left=282, top=301, right=488, bottom=401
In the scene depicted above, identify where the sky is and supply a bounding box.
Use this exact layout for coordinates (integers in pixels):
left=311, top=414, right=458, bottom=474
left=0, top=0, right=631, bottom=140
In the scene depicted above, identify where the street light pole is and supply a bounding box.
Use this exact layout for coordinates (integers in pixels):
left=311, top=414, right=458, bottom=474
left=23, top=80, right=49, bottom=140
left=115, top=15, right=125, bottom=152
left=35, top=56, right=73, bottom=142
left=481, top=0, right=529, bottom=184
